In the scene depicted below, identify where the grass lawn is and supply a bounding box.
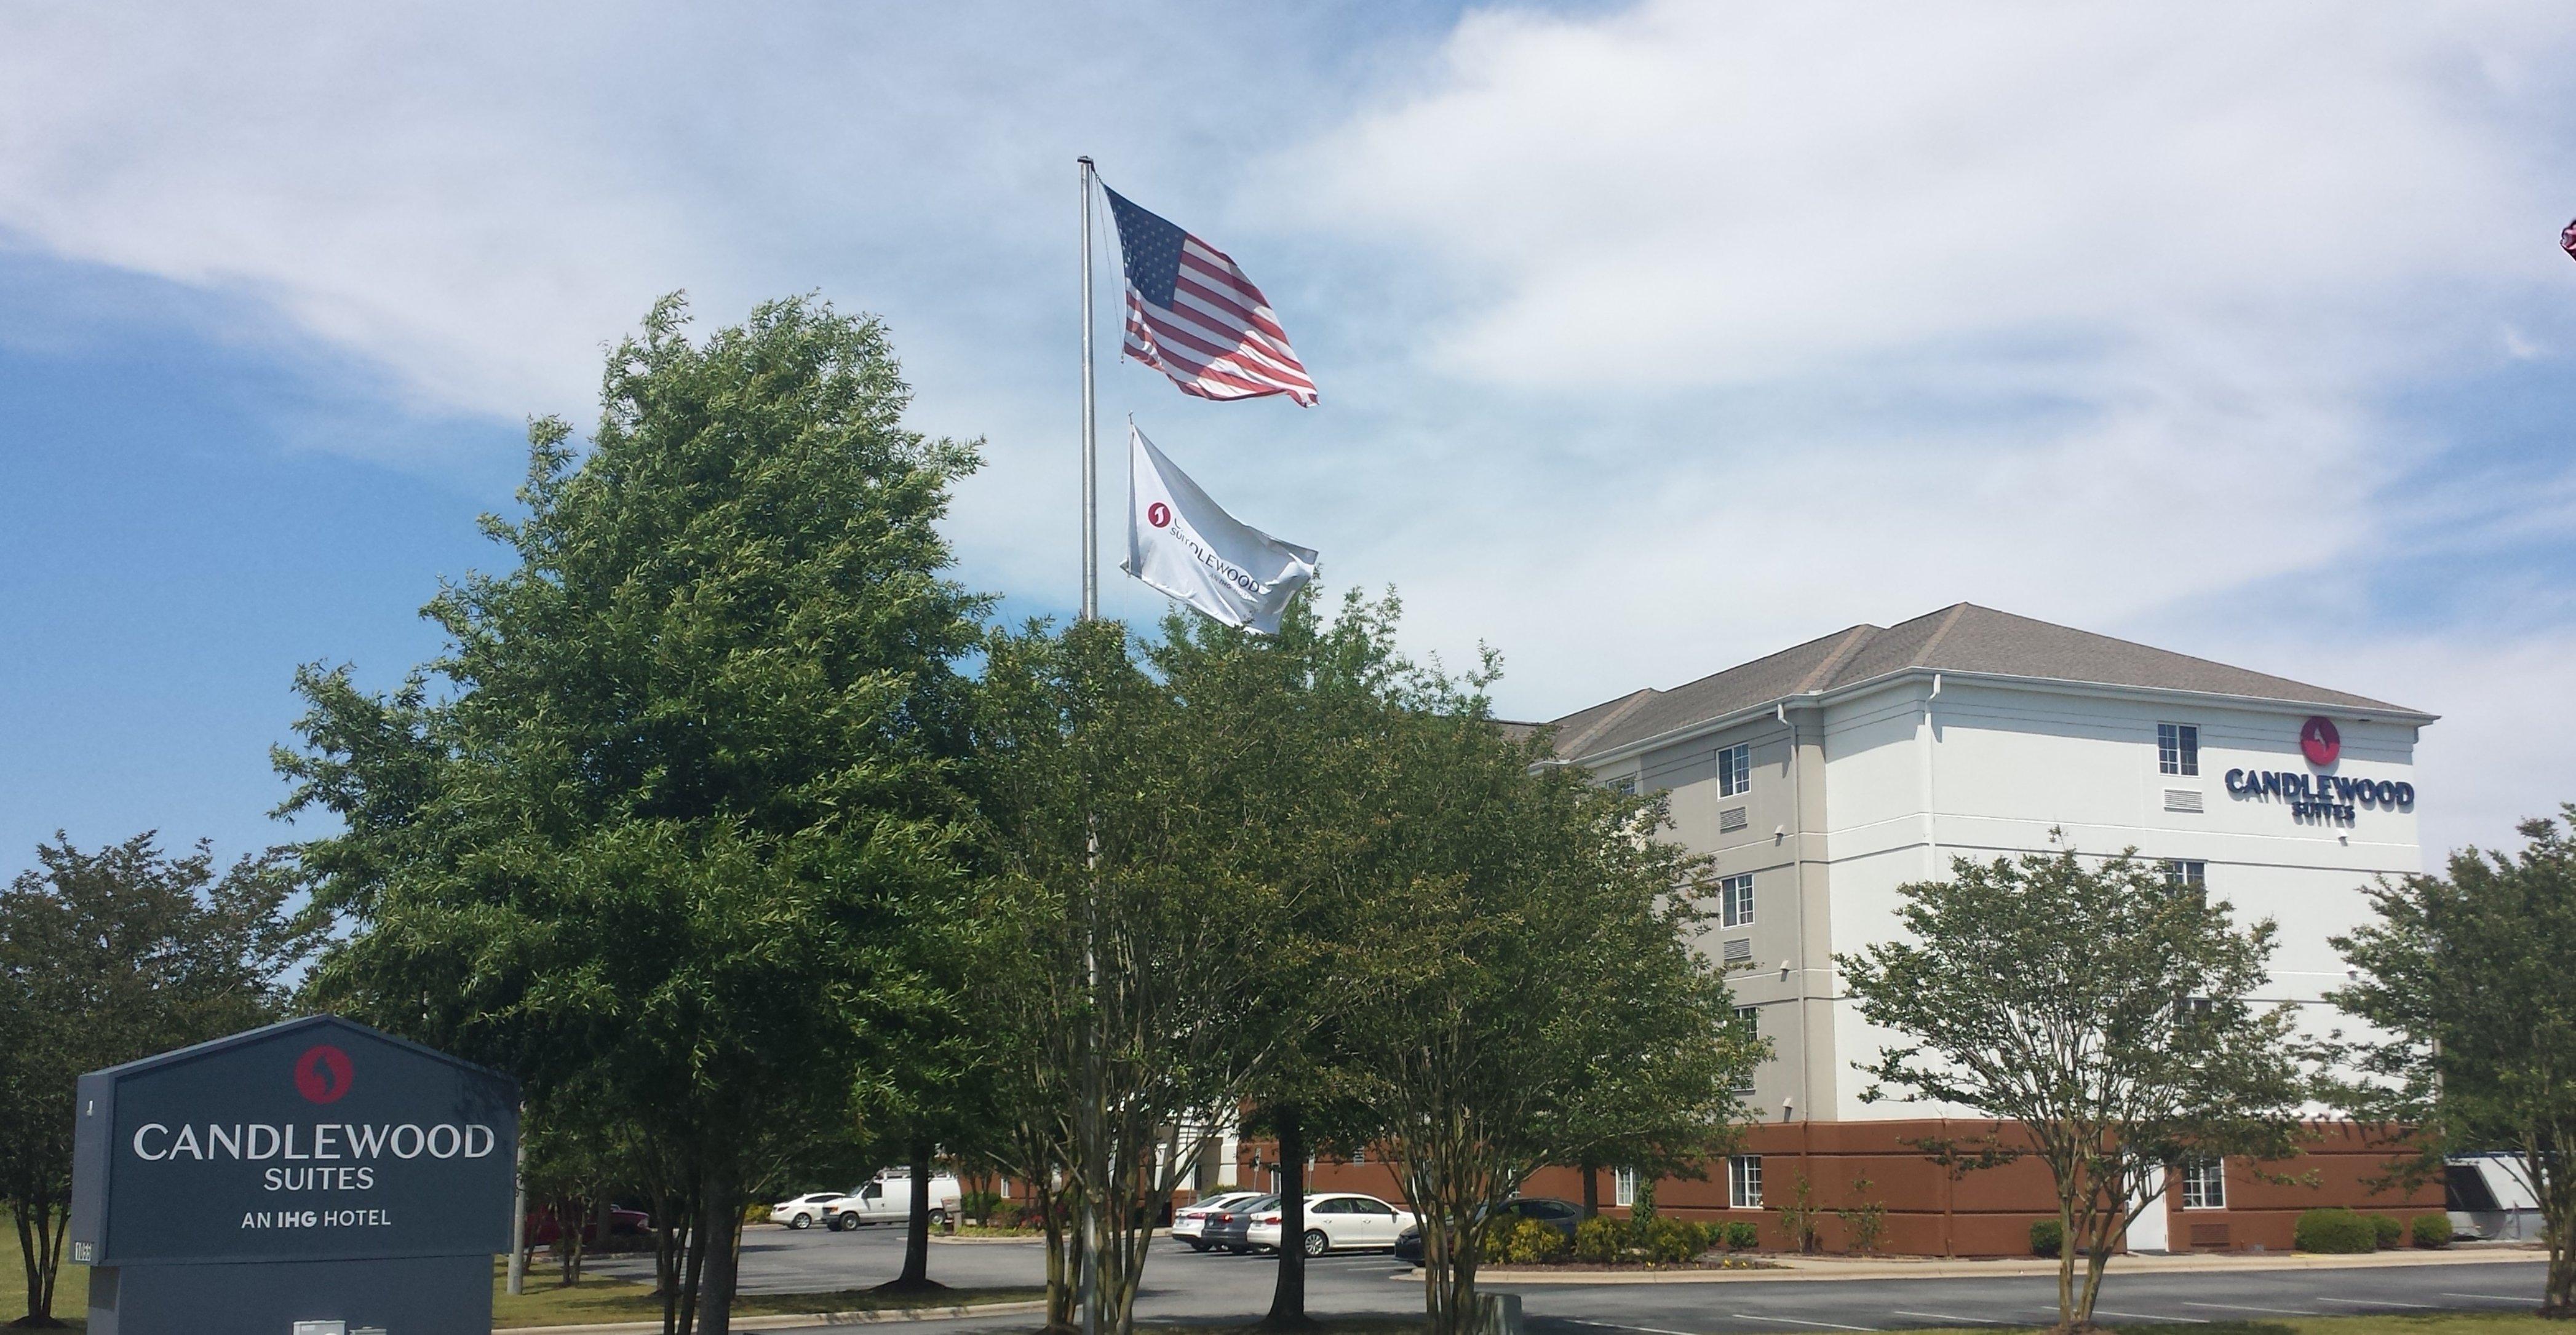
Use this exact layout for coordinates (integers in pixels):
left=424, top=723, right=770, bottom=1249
left=488, top=1256, right=1042, bottom=1328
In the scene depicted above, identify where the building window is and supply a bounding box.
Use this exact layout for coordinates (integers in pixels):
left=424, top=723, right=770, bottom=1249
left=1611, top=775, right=1637, bottom=796
left=2179, top=1158, right=2225, bottom=1210
left=2161, top=860, right=2206, bottom=895
left=2158, top=723, right=2199, bottom=777
left=1721, top=873, right=1755, bottom=928
left=1613, top=1167, right=1637, bottom=1207
left=1728, top=1155, right=1763, bottom=1209
left=1351, top=1147, right=1366, bottom=1164
left=1733, top=1007, right=1760, bottom=1093
left=1719, top=743, right=1751, bottom=797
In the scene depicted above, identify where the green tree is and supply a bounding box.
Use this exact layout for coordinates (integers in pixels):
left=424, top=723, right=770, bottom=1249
left=964, top=617, right=1295, bottom=1335
left=1838, top=841, right=2304, bottom=1333
left=2325, top=807, right=2576, bottom=1315
left=279, top=296, right=987, bottom=1335
left=0, top=833, right=313, bottom=1326
left=1332, top=681, right=1758, bottom=1335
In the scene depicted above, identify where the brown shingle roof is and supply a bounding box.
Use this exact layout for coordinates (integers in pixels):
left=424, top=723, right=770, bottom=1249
left=1544, top=603, right=2425, bottom=760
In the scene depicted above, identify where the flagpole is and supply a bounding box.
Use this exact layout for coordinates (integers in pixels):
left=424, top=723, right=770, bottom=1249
left=1079, top=155, right=1099, bottom=622
left=1075, top=154, right=1105, bottom=1335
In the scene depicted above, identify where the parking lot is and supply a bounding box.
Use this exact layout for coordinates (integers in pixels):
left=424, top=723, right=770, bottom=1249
left=589, top=1225, right=2556, bottom=1334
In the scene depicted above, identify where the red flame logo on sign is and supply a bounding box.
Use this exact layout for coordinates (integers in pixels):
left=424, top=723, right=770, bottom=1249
left=294, top=1045, right=354, bottom=1104
left=1147, top=502, right=1172, bottom=529
left=2300, top=716, right=2342, bottom=767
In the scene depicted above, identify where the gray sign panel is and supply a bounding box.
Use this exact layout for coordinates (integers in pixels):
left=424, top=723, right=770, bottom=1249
left=68, top=1014, right=518, bottom=1267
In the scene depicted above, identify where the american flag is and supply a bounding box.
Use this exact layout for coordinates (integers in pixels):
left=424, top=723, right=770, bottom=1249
left=1102, top=186, right=1316, bottom=406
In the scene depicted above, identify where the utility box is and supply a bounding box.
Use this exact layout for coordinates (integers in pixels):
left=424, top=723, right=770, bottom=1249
left=66, top=1015, right=519, bottom=1335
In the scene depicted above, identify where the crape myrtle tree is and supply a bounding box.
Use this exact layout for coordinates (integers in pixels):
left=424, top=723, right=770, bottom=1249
left=1838, top=839, right=2305, bottom=1334
left=0, top=833, right=314, bottom=1328
left=2325, top=807, right=2576, bottom=1316
left=965, top=615, right=1302, bottom=1335
left=280, top=296, right=987, bottom=1335
left=1332, top=670, right=1759, bottom=1335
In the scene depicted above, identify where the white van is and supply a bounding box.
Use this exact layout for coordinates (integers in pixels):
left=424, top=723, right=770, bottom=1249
left=825, top=1171, right=964, bottom=1231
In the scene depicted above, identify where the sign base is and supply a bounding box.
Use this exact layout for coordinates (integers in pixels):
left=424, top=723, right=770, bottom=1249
left=88, top=1253, right=493, bottom=1335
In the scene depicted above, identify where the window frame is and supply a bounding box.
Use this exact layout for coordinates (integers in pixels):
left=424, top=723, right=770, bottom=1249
left=1613, top=1167, right=1637, bottom=1208
left=2161, top=858, right=2207, bottom=895
left=1720, top=872, right=1755, bottom=928
left=2179, top=1157, right=2226, bottom=1210
left=2158, top=723, right=2200, bottom=777
left=1719, top=743, right=1751, bottom=797
left=1727, top=1155, right=1763, bottom=1209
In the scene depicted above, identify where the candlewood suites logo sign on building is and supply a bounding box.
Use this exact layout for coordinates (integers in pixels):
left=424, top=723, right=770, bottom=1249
left=2223, top=715, right=2415, bottom=826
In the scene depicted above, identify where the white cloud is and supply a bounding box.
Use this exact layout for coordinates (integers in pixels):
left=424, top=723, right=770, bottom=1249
left=2, top=1, right=2574, bottom=858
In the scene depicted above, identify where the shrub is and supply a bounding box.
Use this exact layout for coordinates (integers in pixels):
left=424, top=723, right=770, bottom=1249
left=2411, top=1213, right=2455, bottom=1249
left=1506, top=1218, right=1568, bottom=1264
left=2030, top=1218, right=2064, bottom=1258
left=1573, top=1215, right=1623, bottom=1263
left=1480, top=1218, right=1514, bottom=1264
left=1723, top=1221, right=1762, bottom=1251
left=2365, top=1213, right=2404, bottom=1250
left=2295, top=1207, right=2377, bottom=1254
left=961, top=1189, right=1003, bottom=1224
left=1643, top=1216, right=1703, bottom=1265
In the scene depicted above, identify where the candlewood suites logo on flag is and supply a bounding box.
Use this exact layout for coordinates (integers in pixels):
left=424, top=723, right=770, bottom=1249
left=1122, top=426, right=1317, bottom=636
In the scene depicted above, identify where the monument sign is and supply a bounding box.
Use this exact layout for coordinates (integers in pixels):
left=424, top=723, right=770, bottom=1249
left=67, top=1014, right=520, bottom=1334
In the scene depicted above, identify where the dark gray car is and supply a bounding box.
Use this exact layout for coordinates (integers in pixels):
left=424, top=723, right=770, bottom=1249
left=1199, top=1194, right=1278, bottom=1254
left=1394, top=1195, right=1581, bottom=1264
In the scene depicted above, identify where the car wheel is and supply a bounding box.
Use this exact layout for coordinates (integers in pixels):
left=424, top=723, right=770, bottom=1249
left=789, top=1213, right=812, bottom=1230
left=1186, top=1238, right=1210, bottom=1252
left=1302, top=1229, right=1329, bottom=1257
left=825, top=1213, right=847, bottom=1232
left=929, top=1208, right=949, bottom=1227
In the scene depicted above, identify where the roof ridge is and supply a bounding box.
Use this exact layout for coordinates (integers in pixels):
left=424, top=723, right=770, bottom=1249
left=1794, top=624, right=1881, bottom=694
left=1558, top=687, right=1660, bottom=756
left=1911, top=602, right=1974, bottom=666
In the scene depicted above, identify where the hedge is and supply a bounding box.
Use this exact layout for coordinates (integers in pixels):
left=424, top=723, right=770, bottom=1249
left=2295, top=1207, right=2377, bottom=1254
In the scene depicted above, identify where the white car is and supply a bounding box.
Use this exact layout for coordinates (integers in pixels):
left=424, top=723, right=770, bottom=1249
left=1246, top=1192, right=1416, bottom=1256
left=1172, top=1191, right=1265, bottom=1251
left=824, top=1171, right=964, bottom=1231
left=768, top=1190, right=850, bottom=1230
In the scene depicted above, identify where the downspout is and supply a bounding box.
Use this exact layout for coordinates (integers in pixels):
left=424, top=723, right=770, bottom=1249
left=1921, top=673, right=1942, bottom=877
left=1778, top=700, right=1814, bottom=1123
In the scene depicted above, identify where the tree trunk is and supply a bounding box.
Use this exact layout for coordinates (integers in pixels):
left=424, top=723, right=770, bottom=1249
left=14, top=1198, right=64, bottom=1326
left=1041, top=1182, right=1077, bottom=1330
left=1580, top=1161, right=1599, bottom=1221
left=881, top=1139, right=945, bottom=1293
left=695, top=1168, right=742, bottom=1335
left=1261, top=1107, right=1310, bottom=1329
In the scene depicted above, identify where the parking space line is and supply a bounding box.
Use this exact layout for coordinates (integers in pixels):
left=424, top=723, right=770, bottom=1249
left=2319, top=1297, right=2436, bottom=1309
left=1565, top=1319, right=1704, bottom=1335
left=2443, top=1293, right=2534, bottom=1303
left=2038, top=1307, right=2206, bottom=1324
left=1728, top=1314, right=1878, bottom=1331
left=2181, top=1302, right=2321, bottom=1316
left=1890, top=1310, right=2003, bottom=1325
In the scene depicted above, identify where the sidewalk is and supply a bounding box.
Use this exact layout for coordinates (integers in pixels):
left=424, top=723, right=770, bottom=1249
left=501, top=1297, right=1050, bottom=1334
left=1466, top=1243, right=2546, bottom=1285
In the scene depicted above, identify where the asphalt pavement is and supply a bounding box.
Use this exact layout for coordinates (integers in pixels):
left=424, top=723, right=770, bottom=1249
left=588, top=1226, right=2555, bottom=1335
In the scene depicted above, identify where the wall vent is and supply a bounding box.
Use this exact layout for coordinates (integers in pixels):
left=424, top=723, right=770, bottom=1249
left=1721, top=938, right=1753, bottom=964
left=2165, top=789, right=2204, bottom=813
left=2187, top=1221, right=2230, bottom=1250
left=1719, top=806, right=1749, bottom=833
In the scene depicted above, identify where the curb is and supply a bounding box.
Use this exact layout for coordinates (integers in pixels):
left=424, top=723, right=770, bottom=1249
left=499, top=1298, right=1049, bottom=1333
left=1440, top=1247, right=2545, bottom=1286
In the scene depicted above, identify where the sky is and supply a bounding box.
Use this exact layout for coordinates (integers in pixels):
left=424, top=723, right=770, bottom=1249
left=2, top=1, right=2574, bottom=873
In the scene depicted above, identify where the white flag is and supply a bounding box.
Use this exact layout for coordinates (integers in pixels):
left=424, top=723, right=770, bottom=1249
left=1121, top=425, right=1318, bottom=635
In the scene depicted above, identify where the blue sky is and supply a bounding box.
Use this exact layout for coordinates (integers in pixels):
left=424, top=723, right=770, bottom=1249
left=3, top=1, right=2574, bottom=870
